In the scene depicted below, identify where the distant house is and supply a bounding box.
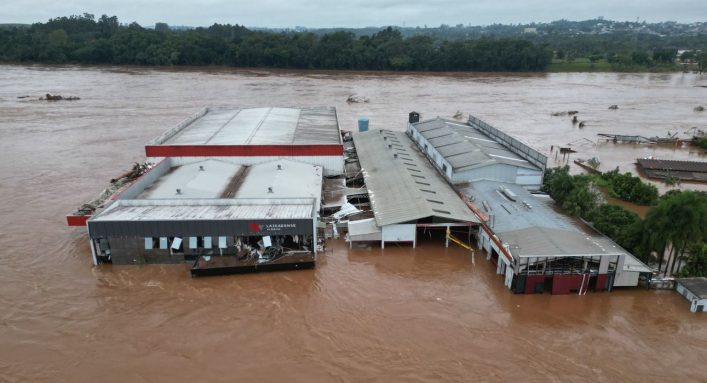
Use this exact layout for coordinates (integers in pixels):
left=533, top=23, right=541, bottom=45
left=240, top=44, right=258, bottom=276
left=675, top=278, right=707, bottom=313
left=523, top=28, right=538, bottom=34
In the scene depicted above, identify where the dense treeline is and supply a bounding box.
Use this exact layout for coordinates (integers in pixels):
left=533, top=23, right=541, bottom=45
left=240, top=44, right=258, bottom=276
left=303, top=18, right=707, bottom=70
left=543, top=166, right=707, bottom=277
left=0, top=14, right=552, bottom=71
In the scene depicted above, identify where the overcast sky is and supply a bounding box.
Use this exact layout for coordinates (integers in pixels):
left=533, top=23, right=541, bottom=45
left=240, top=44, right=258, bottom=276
left=1, top=0, right=705, bottom=28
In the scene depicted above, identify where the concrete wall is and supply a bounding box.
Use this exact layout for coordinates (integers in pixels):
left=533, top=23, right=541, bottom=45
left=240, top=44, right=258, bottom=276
left=382, top=224, right=416, bottom=243
left=614, top=270, right=640, bottom=287
left=676, top=283, right=707, bottom=312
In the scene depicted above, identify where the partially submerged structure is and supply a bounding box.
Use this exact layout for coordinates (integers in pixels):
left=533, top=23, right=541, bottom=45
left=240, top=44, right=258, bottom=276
left=637, top=158, right=707, bottom=183
left=68, top=106, right=344, bottom=275
left=408, top=114, right=650, bottom=294
left=407, top=116, right=545, bottom=190
left=146, top=107, right=345, bottom=176
left=86, top=158, right=321, bottom=275
left=348, top=129, right=480, bottom=247
left=675, top=277, right=707, bottom=313
left=461, top=180, right=650, bottom=293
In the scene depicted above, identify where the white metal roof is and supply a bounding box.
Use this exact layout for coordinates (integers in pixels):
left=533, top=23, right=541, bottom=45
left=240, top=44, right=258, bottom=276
left=353, top=130, right=480, bottom=227
left=137, top=159, right=243, bottom=199
left=235, top=159, right=323, bottom=211
left=91, top=198, right=315, bottom=221
left=150, top=107, right=342, bottom=146
left=412, top=118, right=541, bottom=172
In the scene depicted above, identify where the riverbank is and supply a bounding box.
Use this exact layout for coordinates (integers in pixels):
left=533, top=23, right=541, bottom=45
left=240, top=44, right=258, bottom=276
left=547, top=58, right=692, bottom=73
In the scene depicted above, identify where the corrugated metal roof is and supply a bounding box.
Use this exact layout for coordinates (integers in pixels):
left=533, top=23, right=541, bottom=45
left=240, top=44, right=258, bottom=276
left=462, top=180, right=650, bottom=270
left=353, top=130, right=480, bottom=227
left=637, top=158, right=707, bottom=172
left=413, top=118, right=539, bottom=171
left=676, top=277, right=707, bottom=299
left=91, top=198, right=315, bottom=221
left=153, top=107, right=341, bottom=146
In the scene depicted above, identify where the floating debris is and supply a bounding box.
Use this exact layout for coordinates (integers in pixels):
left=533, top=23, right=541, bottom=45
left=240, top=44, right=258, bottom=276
left=695, top=105, right=705, bottom=112
left=72, top=162, right=153, bottom=216
left=346, top=94, right=369, bottom=103
left=572, top=115, right=578, bottom=124
left=608, top=105, right=619, bottom=110
left=16, top=95, right=30, bottom=99
left=578, top=121, right=586, bottom=128
left=39, top=93, right=80, bottom=101
left=453, top=110, right=463, bottom=120
left=551, top=110, right=579, bottom=117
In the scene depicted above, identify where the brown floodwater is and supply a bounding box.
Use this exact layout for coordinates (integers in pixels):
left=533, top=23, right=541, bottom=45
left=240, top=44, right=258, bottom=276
left=0, top=65, right=705, bottom=382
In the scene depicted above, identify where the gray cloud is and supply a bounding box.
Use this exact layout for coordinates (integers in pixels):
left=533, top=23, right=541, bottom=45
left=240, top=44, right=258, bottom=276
left=1, top=0, right=705, bottom=27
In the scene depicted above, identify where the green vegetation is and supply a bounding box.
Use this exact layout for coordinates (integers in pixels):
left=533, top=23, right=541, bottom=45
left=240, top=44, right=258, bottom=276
left=598, top=169, right=659, bottom=205
left=0, top=14, right=552, bottom=71
left=697, top=137, right=707, bottom=150
left=643, top=191, right=707, bottom=277
left=548, top=58, right=615, bottom=72
left=543, top=166, right=707, bottom=277
left=2, top=14, right=706, bottom=72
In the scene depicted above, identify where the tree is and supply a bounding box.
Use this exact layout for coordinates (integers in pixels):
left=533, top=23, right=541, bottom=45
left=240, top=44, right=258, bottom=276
left=155, top=23, right=169, bottom=32
left=643, top=191, right=707, bottom=276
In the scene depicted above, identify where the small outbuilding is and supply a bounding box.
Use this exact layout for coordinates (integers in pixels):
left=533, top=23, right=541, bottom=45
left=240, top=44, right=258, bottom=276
left=675, top=277, right=707, bottom=313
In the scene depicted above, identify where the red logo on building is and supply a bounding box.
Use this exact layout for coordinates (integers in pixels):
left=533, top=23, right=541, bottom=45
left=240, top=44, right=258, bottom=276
left=248, top=223, right=261, bottom=232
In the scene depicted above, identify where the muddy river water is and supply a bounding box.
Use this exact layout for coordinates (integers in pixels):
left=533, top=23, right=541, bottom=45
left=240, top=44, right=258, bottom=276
left=0, top=65, right=706, bottom=382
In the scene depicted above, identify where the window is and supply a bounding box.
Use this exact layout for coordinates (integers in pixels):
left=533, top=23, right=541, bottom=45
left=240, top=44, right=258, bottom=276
left=189, top=237, right=198, bottom=249
left=218, top=236, right=227, bottom=249
left=144, top=237, right=154, bottom=250
left=203, top=236, right=212, bottom=248
left=159, top=237, right=168, bottom=249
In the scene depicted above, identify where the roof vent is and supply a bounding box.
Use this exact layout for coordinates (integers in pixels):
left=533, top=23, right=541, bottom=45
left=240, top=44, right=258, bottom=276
left=394, top=153, right=398, bottom=159
left=199, top=165, right=204, bottom=171
left=267, top=187, right=273, bottom=193
left=176, top=188, right=182, bottom=195
left=277, top=164, right=282, bottom=170
left=379, top=129, right=383, bottom=134
left=388, top=144, right=392, bottom=149
left=383, top=136, right=387, bottom=140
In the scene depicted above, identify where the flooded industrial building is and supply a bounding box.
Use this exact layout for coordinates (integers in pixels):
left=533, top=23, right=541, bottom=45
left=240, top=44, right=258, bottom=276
left=1, top=65, right=705, bottom=382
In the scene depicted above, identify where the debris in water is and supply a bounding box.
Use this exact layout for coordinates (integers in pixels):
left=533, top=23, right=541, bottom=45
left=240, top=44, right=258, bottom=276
left=453, top=110, right=463, bottom=120
left=346, top=94, right=369, bottom=103
left=608, top=105, right=619, bottom=110
left=578, top=121, right=586, bottom=128
left=552, top=110, right=579, bottom=117
left=572, top=115, right=578, bottom=124
left=17, top=95, right=30, bottom=99
left=72, top=162, right=153, bottom=216
left=39, top=93, right=80, bottom=101
left=695, top=106, right=705, bottom=112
